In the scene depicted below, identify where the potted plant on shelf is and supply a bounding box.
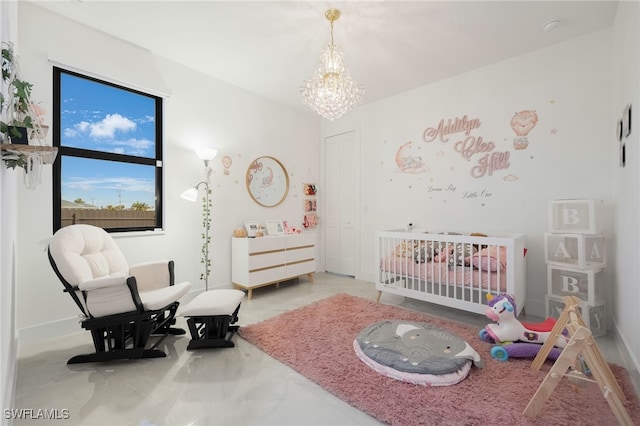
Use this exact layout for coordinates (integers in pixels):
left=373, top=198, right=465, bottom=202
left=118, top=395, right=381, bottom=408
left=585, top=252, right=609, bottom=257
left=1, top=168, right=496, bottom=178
left=0, top=42, right=45, bottom=145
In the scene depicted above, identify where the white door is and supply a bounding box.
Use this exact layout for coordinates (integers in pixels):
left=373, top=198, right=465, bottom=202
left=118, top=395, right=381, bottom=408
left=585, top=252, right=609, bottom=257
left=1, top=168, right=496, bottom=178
left=324, top=131, right=359, bottom=276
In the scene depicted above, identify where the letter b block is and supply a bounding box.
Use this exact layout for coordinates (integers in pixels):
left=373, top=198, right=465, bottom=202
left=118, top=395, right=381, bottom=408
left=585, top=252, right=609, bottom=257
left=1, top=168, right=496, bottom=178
left=547, top=265, right=603, bottom=305
left=548, top=199, right=601, bottom=234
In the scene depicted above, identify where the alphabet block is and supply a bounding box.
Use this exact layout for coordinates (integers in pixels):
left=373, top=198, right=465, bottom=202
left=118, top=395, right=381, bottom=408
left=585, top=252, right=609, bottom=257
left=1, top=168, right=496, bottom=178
left=544, top=233, right=606, bottom=268
left=547, top=265, right=603, bottom=305
left=548, top=199, right=601, bottom=234
left=546, top=295, right=606, bottom=337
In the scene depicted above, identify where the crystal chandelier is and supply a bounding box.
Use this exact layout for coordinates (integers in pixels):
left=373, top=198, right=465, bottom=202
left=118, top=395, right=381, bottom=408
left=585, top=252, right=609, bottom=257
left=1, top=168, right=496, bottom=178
left=299, top=9, right=364, bottom=121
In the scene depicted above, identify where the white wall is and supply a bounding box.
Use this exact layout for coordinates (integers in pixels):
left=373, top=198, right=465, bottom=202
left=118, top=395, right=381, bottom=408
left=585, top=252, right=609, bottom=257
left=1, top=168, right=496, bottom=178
left=611, top=0, right=640, bottom=394
left=14, top=2, right=320, bottom=342
left=324, top=29, right=614, bottom=317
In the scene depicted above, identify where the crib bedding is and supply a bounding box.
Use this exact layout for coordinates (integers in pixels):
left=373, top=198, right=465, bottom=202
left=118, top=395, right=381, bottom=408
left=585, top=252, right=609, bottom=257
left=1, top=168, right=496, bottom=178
left=379, top=255, right=507, bottom=292
left=376, top=229, right=526, bottom=316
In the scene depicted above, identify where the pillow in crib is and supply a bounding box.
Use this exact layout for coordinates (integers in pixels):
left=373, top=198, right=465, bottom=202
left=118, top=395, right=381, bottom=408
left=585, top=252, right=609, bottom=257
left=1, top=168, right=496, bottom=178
left=467, top=246, right=507, bottom=272
left=436, top=243, right=477, bottom=266
left=414, top=240, right=444, bottom=263
left=451, top=243, right=477, bottom=267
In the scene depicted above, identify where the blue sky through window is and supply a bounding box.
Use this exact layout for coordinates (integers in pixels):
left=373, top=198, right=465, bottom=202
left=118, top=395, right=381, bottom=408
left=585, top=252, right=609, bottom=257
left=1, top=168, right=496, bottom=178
left=60, top=73, right=157, bottom=208
left=61, top=157, right=155, bottom=208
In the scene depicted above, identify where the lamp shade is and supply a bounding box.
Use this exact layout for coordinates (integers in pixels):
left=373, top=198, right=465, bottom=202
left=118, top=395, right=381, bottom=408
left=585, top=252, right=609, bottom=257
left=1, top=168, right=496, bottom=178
left=180, top=187, right=198, bottom=202
left=195, top=148, right=218, bottom=161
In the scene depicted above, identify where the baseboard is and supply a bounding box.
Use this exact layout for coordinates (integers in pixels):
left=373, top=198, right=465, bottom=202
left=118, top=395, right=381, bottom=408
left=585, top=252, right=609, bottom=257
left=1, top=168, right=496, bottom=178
left=357, top=270, right=375, bottom=284
left=610, top=318, right=640, bottom=398
left=17, top=316, right=81, bottom=347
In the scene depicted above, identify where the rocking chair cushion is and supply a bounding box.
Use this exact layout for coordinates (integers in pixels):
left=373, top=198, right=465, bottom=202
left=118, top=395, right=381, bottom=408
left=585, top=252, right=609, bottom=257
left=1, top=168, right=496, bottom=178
left=49, top=225, right=129, bottom=286
left=78, top=273, right=127, bottom=291
left=180, top=289, right=245, bottom=317
left=129, top=260, right=173, bottom=292
left=84, top=286, right=139, bottom=318
left=140, top=281, right=191, bottom=311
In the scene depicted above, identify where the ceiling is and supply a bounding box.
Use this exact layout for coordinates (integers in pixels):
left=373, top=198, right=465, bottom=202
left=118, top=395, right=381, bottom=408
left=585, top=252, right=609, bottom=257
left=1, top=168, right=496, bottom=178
left=31, top=1, right=619, bottom=114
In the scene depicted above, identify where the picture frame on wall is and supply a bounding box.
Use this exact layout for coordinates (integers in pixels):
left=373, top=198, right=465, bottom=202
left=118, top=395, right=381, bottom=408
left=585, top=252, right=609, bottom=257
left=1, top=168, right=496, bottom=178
left=303, top=183, right=317, bottom=196
left=304, top=199, right=317, bottom=212
left=266, top=220, right=285, bottom=236
left=624, top=104, right=632, bottom=138
left=245, top=221, right=260, bottom=237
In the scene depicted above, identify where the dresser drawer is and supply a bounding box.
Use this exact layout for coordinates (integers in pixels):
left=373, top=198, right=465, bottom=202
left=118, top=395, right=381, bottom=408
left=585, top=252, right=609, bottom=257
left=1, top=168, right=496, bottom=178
left=285, top=246, right=314, bottom=263
left=286, top=259, right=315, bottom=278
left=248, top=235, right=287, bottom=253
left=286, top=233, right=315, bottom=248
left=247, top=265, right=287, bottom=286
left=249, top=250, right=286, bottom=270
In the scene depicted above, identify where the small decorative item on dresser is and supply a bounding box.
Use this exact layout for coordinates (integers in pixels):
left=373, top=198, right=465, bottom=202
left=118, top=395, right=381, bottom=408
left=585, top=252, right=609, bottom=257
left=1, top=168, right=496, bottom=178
left=233, top=227, right=248, bottom=238
left=244, top=221, right=260, bottom=238
left=266, top=220, right=285, bottom=236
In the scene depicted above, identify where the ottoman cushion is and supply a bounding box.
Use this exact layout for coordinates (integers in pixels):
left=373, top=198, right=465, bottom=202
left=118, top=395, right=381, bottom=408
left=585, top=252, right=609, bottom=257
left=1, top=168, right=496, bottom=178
left=182, top=289, right=245, bottom=317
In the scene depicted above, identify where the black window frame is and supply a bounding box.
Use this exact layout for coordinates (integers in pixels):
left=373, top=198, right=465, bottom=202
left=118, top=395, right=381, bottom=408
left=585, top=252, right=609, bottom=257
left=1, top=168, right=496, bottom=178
left=52, top=67, right=163, bottom=233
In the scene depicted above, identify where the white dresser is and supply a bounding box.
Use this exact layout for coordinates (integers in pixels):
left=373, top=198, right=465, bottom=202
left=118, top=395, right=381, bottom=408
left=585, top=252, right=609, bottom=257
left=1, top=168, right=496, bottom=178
left=231, top=233, right=315, bottom=299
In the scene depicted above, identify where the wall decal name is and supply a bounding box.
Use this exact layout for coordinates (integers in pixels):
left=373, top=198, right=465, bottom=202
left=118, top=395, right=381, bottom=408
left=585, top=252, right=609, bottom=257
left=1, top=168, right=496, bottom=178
left=423, top=115, right=481, bottom=142
left=423, top=115, right=511, bottom=178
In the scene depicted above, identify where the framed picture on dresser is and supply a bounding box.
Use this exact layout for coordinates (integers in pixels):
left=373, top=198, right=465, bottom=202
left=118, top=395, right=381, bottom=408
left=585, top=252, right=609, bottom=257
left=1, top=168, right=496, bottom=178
left=266, top=220, right=285, bottom=236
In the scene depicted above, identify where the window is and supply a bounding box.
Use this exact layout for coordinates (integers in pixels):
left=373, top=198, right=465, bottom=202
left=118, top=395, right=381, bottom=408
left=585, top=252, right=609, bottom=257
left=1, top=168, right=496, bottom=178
left=53, top=67, right=163, bottom=232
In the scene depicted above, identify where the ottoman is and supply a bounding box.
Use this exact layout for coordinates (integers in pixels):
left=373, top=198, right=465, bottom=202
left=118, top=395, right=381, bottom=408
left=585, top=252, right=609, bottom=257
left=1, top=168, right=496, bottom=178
left=181, top=289, right=245, bottom=350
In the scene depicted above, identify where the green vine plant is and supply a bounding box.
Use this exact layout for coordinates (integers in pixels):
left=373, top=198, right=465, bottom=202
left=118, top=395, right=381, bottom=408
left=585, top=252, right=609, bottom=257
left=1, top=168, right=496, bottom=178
left=200, top=183, right=212, bottom=288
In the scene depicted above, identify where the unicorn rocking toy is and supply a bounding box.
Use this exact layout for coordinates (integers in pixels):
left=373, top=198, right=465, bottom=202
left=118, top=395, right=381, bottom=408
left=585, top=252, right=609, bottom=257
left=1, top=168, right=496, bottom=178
left=479, top=294, right=568, bottom=362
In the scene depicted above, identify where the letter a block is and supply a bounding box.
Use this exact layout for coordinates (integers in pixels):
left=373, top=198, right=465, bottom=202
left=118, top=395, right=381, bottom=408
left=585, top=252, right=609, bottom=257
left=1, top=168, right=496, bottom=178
left=548, top=199, right=600, bottom=234
left=544, top=233, right=606, bottom=268
left=547, top=265, right=603, bottom=305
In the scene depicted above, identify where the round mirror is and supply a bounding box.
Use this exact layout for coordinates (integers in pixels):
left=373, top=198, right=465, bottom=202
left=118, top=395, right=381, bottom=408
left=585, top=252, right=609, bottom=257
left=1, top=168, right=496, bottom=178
left=246, top=156, right=289, bottom=207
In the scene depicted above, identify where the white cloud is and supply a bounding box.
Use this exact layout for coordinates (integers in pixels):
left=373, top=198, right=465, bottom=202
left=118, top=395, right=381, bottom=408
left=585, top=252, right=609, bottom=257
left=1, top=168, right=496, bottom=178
left=90, top=113, right=136, bottom=138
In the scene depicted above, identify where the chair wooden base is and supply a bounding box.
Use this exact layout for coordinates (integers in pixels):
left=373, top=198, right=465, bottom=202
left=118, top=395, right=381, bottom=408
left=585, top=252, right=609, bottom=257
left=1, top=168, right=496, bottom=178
left=68, top=348, right=166, bottom=364
left=68, top=302, right=184, bottom=364
left=186, top=307, right=241, bottom=350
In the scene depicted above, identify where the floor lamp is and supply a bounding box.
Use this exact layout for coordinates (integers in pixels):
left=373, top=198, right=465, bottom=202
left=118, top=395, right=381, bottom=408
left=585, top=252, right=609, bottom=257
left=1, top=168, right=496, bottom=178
left=181, top=148, right=217, bottom=291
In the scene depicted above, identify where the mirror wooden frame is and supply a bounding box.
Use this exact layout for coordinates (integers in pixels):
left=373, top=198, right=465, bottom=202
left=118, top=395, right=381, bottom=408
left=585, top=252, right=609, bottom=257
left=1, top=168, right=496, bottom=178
left=246, top=156, right=289, bottom=207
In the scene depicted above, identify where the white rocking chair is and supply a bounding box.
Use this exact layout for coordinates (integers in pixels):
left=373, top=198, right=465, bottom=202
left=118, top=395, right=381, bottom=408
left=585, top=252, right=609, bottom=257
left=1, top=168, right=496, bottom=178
left=48, top=224, right=192, bottom=364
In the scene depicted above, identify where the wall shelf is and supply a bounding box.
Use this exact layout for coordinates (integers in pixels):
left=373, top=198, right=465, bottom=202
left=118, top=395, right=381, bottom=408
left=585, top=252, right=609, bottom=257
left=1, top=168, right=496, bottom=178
left=1, top=144, right=58, bottom=165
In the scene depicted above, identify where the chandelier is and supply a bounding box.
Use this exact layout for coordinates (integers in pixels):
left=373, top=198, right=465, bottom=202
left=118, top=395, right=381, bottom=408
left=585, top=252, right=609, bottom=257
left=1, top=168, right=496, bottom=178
left=299, top=8, right=364, bottom=121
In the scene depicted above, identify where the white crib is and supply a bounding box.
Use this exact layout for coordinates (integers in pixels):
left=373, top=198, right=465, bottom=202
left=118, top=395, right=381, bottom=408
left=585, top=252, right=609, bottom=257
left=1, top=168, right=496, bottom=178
left=375, top=229, right=527, bottom=316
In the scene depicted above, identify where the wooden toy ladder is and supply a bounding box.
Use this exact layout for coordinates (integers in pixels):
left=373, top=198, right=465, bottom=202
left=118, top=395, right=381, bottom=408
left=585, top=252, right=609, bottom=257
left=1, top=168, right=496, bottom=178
left=523, top=296, right=633, bottom=425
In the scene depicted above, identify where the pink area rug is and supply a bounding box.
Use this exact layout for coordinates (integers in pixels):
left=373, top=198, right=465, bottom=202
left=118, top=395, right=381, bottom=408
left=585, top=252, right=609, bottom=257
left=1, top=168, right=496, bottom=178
left=239, top=293, right=640, bottom=426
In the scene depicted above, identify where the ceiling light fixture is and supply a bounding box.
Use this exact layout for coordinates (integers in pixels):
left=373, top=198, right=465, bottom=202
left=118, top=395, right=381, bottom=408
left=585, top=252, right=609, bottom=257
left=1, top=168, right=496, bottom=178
left=299, top=8, right=364, bottom=121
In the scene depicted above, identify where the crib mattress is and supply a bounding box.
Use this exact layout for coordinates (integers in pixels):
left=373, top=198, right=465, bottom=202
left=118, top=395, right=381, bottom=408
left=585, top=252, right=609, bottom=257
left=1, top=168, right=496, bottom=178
left=353, top=320, right=483, bottom=386
left=380, top=256, right=507, bottom=292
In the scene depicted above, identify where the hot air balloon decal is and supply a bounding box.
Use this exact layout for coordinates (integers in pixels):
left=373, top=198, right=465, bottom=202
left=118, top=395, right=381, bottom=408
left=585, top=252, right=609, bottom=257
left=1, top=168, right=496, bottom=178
left=510, top=110, right=538, bottom=150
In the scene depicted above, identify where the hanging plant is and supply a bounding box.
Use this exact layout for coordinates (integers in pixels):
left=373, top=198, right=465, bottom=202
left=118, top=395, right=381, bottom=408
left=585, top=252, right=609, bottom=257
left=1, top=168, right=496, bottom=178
left=1, top=41, right=50, bottom=187
left=1, top=150, right=27, bottom=169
